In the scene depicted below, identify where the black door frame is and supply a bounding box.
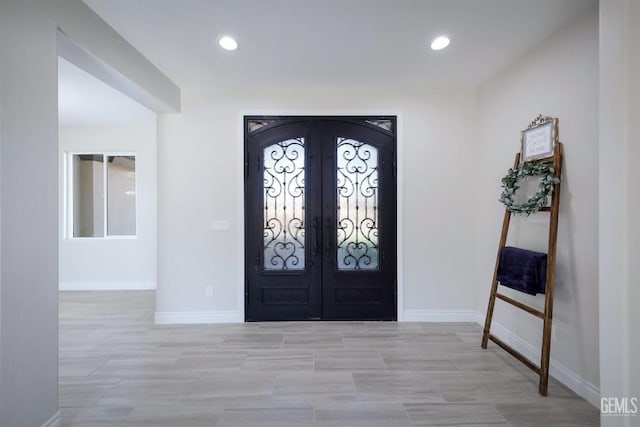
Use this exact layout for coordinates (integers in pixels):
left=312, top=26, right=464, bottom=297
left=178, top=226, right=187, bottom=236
left=243, top=115, right=398, bottom=321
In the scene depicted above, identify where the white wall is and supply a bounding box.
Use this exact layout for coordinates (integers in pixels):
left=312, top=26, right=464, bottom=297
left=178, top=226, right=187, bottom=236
left=625, top=0, right=640, bottom=410
left=475, top=8, right=599, bottom=404
left=0, top=91, right=3, bottom=426
left=0, top=1, right=176, bottom=425
left=59, top=125, right=157, bottom=290
left=0, top=3, right=60, bottom=426
left=156, top=88, right=479, bottom=322
left=599, top=1, right=640, bottom=425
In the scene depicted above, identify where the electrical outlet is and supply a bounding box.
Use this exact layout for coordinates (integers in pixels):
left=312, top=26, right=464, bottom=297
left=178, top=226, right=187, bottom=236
left=206, top=286, right=214, bottom=298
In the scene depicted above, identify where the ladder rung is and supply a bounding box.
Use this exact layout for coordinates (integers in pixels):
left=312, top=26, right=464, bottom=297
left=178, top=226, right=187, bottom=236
left=539, top=206, right=551, bottom=212
left=489, top=334, right=541, bottom=374
left=496, top=292, right=545, bottom=319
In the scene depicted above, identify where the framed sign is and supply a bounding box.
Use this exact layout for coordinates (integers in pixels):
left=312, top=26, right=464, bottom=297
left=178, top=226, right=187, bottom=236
left=521, top=115, right=558, bottom=162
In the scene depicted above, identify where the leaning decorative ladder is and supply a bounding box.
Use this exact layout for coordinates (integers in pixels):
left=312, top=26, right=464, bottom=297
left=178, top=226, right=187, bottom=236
left=481, top=116, right=563, bottom=396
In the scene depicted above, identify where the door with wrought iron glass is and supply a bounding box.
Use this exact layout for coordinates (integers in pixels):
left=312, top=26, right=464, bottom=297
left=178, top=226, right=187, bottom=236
left=245, top=117, right=396, bottom=321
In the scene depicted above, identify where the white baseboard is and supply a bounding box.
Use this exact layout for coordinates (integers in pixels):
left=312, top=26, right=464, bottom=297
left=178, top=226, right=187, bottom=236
left=483, top=314, right=600, bottom=408
left=154, top=310, right=243, bottom=324
left=59, top=280, right=156, bottom=291
left=41, top=410, right=61, bottom=427
left=402, top=309, right=479, bottom=322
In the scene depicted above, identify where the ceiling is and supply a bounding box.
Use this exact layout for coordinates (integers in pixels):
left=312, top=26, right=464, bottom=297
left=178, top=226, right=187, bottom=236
left=60, top=0, right=595, bottom=126
left=83, top=0, right=596, bottom=91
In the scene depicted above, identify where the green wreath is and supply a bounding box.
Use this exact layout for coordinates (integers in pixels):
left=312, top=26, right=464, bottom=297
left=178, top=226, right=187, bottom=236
left=499, top=161, right=560, bottom=216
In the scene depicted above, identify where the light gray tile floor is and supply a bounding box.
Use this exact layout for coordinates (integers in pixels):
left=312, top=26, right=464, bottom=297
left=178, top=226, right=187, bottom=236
left=59, top=291, right=600, bottom=426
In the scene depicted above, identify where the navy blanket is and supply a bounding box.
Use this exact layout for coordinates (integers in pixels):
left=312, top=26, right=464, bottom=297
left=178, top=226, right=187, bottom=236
left=497, top=246, right=547, bottom=295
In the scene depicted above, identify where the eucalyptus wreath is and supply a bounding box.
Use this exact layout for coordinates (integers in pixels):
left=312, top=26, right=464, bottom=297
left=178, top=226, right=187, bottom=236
left=499, top=161, right=560, bottom=216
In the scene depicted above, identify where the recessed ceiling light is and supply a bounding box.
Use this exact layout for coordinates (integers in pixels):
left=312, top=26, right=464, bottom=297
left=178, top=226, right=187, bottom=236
left=218, top=36, right=238, bottom=51
left=430, top=36, right=450, bottom=51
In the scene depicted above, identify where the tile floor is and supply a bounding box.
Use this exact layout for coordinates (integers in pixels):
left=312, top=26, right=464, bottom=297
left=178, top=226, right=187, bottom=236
left=59, top=291, right=599, bottom=426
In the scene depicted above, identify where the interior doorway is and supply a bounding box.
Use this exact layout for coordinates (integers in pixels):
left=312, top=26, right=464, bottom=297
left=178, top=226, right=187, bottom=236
left=58, top=56, right=157, bottom=292
left=244, top=116, right=397, bottom=321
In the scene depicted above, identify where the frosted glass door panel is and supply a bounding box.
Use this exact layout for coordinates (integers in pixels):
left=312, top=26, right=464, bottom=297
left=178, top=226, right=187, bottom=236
left=336, top=137, right=379, bottom=270
left=263, top=138, right=306, bottom=270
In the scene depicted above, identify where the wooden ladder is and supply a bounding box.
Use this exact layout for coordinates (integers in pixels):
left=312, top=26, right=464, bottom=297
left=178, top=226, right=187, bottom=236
left=481, top=137, right=563, bottom=396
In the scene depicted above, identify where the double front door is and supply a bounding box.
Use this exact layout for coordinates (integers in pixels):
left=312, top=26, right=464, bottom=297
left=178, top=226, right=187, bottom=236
left=244, top=116, right=396, bottom=321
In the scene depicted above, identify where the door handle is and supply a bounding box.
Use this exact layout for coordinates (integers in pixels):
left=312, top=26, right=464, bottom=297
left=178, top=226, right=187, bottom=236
left=312, top=217, right=320, bottom=258
left=325, top=217, right=332, bottom=256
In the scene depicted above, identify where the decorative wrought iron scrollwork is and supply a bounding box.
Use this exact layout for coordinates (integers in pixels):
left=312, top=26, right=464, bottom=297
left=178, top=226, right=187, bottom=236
left=336, top=137, right=379, bottom=270
left=263, top=138, right=306, bottom=270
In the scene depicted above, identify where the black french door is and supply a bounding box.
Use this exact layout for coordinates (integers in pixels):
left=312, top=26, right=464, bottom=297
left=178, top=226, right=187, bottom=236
left=244, top=116, right=396, bottom=321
